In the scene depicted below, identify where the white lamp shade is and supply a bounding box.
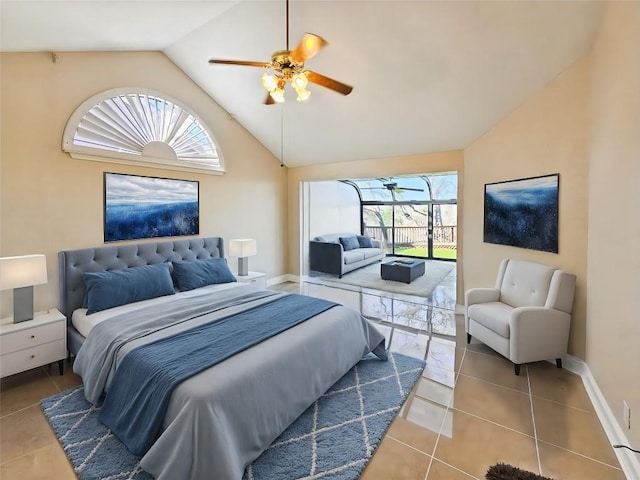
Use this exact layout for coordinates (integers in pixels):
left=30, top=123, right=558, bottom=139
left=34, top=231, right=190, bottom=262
left=229, top=239, right=257, bottom=258
left=0, top=254, right=48, bottom=290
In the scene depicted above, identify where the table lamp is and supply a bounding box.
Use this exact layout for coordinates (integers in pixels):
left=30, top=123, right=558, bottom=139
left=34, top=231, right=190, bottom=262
left=0, top=254, right=48, bottom=322
left=229, top=239, right=257, bottom=276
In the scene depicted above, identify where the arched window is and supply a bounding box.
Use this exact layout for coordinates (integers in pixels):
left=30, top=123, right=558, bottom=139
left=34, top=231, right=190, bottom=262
left=62, top=88, right=224, bottom=174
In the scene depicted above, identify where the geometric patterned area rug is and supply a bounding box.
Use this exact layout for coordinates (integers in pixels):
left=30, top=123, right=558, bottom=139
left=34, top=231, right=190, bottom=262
left=41, top=352, right=425, bottom=480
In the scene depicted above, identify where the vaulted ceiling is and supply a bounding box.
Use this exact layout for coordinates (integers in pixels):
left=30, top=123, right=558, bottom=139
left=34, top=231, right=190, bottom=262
left=1, top=1, right=603, bottom=167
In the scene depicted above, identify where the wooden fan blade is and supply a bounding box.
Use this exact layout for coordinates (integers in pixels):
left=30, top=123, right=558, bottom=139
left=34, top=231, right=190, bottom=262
left=264, top=93, right=275, bottom=105
left=208, top=59, right=270, bottom=68
left=306, top=71, right=353, bottom=95
left=290, top=33, right=328, bottom=63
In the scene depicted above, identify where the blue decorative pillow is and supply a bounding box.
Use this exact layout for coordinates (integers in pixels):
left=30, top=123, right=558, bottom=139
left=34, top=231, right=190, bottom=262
left=83, top=263, right=175, bottom=315
left=357, top=235, right=374, bottom=248
left=339, top=236, right=360, bottom=251
left=172, top=257, right=237, bottom=292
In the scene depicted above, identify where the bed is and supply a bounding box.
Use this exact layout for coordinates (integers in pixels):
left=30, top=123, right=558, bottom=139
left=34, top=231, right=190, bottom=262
left=58, top=237, right=387, bottom=480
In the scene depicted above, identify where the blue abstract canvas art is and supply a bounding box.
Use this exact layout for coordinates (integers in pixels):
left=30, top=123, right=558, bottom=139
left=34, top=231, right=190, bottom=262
left=484, top=174, right=559, bottom=253
left=104, top=173, right=199, bottom=242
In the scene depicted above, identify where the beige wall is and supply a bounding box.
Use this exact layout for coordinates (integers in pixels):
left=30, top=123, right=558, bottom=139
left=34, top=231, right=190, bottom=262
left=287, top=150, right=465, bottom=300
left=463, top=58, right=590, bottom=358
left=587, top=2, right=640, bottom=446
left=0, top=51, right=288, bottom=318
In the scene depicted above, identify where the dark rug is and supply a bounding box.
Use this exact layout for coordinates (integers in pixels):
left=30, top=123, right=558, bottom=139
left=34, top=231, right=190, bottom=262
left=486, top=463, right=555, bottom=480
left=41, top=351, right=425, bottom=480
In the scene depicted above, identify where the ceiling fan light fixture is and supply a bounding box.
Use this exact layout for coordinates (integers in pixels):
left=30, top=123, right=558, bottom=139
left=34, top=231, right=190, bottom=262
left=270, top=88, right=285, bottom=103
left=295, top=88, right=311, bottom=102
left=291, top=72, right=308, bottom=89
left=261, top=73, right=278, bottom=92
left=208, top=1, right=352, bottom=104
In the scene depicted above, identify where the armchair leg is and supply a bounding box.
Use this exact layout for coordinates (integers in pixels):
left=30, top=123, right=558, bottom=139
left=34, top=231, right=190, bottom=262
left=514, top=364, right=521, bottom=376
left=466, top=333, right=471, bottom=344
left=556, top=358, right=562, bottom=369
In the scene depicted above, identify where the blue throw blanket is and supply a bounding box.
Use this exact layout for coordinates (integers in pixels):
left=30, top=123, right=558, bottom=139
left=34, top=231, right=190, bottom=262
left=99, top=294, right=338, bottom=457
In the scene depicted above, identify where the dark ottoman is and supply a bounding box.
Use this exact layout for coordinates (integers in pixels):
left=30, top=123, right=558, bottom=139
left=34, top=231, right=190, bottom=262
left=380, top=259, right=426, bottom=284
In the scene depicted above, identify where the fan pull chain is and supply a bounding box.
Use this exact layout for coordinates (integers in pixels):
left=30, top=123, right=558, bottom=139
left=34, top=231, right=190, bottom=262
left=280, top=108, right=285, bottom=167
left=286, top=0, right=289, bottom=51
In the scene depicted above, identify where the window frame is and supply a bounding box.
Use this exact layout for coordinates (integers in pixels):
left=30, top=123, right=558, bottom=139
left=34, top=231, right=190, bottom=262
left=62, top=87, right=225, bottom=175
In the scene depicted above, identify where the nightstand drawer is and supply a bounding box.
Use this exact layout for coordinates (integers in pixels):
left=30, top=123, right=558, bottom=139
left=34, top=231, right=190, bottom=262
left=244, top=278, right=262, bottom=286
left=235, top=272, right=267, bottom=289
left=0, top=320, right=65, bottom=355
left=0, top=339, right=66, bottom=378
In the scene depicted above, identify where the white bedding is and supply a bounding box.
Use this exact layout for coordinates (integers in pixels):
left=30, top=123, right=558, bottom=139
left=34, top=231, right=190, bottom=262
left=71, top=281, right=247, bottom=337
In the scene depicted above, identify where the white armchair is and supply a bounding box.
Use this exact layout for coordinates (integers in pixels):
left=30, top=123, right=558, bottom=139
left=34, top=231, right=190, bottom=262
left=465, top=259, right=576, bottom=375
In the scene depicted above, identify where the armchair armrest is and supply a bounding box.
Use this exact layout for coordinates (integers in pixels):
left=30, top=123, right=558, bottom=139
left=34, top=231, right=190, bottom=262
left=509, top=306, right=571, bottom=364
left=309, top=241, right=344, bottom=275
left=465, top=288, right=500, bottom=308
left=465, top=288, right=500, bottom=333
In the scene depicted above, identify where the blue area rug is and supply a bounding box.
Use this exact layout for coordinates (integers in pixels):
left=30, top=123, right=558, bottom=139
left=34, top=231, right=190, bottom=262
left=41, top=352, right=425, bottom=480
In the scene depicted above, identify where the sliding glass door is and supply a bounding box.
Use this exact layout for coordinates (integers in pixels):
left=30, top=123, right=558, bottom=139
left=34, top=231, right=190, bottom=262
left=347, top=174, right=458, bottom=261
left=392, top=203, right=428, bottom=258
left=362, top=205, right=393, bottom=255
left=432, top=203, right=457, bottom=260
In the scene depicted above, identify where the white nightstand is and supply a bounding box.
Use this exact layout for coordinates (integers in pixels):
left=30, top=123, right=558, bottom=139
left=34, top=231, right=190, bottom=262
left=0, top=308, right=67, bottom=378
left=235, top=271, right=267, bottom=289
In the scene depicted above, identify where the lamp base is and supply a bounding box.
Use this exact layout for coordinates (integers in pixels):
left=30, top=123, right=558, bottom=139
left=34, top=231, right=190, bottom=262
left=237, top=257, right=249, bottom=276
left=14, top=286, right=35, bottom=323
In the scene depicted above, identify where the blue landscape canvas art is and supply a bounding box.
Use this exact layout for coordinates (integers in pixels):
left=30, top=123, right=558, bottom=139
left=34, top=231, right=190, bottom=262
left=104, top=173, right=199, bottom=242
left=484, top=174, right=559, bottom=253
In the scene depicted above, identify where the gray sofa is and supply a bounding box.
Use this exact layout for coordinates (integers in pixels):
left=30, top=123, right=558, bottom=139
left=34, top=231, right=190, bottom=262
left=309, top=233, right=384, bottom=278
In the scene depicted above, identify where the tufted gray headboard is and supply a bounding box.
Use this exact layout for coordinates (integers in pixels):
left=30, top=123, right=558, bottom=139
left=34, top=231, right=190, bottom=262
left=58, top=237, right=224, bottom=321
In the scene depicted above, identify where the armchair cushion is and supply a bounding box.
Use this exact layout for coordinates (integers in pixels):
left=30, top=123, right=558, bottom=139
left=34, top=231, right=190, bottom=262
left=467, top=302, right=512, bottom=338
left=499, top=260, right=555, bottom=308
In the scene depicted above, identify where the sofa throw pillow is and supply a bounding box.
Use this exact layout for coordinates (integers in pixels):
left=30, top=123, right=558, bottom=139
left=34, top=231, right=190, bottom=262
left=357, top=235, right=374, bottom=248
left=83, top=263, right=175, bottom=314
left=172, top=257, right=237, bottom=291
left=339, top=236, right=360, bottom=251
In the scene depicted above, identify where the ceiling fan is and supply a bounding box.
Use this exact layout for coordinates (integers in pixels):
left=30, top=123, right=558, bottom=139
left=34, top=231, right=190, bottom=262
left=208, top=0, right=353, bottom=104
left=381, top=182, right=424, bottom=193
left=359, top=180, right=425, bottom=193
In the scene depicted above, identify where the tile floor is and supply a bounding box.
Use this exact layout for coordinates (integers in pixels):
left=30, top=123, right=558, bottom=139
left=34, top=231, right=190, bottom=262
left=0, top=269, right=627, bottom=479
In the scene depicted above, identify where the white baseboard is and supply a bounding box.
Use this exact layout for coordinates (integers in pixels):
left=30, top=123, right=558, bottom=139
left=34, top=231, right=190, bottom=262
left=562, top=355, right=639, bottom=479
left=266, top=274, right=299, bottom=287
